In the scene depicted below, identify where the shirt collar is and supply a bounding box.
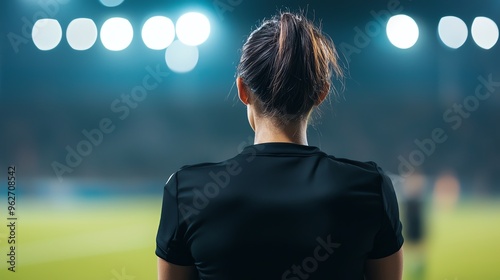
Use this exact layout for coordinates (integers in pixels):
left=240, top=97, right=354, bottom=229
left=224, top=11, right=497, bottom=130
left=240, top=142, right=323, bottom=156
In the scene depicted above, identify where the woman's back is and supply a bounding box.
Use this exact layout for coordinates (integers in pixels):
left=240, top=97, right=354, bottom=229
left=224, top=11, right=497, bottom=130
left=156, top=143, right=403, bottom=279
left=156, top=11, right=403, bottom=280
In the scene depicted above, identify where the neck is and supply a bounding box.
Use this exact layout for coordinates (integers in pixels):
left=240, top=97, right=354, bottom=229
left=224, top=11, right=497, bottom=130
left=253, top=117, right=309, bottom=145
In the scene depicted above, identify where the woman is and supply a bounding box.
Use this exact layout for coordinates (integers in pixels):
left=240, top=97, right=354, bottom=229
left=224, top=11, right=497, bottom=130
left=156, top=11, right=403, bottom=280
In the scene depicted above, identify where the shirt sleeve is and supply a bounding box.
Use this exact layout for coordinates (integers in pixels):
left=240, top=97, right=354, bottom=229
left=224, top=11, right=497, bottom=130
left=155, top=172, right=195, bottom=266
left=367, top=166, right=404, bottom=259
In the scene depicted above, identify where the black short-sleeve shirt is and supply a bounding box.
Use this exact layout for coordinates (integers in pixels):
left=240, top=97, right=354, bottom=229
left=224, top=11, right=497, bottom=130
left=156, top=143, right=404, bottom=280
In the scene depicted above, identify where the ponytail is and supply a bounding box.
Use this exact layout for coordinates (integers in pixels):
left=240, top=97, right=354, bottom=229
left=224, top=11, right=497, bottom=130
left=238, top=11, right=343, bottom=123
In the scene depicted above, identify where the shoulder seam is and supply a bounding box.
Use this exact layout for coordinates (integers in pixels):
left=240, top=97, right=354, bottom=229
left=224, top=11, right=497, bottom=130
left=174, top=171, right=180, bottom=230
left=179, top=155, right=241, bottom=171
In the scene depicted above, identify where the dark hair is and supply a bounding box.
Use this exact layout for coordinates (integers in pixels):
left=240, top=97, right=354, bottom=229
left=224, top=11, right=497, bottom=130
left=237, top=12, right=343, bottom=123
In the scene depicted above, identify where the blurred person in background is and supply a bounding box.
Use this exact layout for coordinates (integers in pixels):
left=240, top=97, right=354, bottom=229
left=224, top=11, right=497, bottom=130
left=401, top=172, right=427, bottom=280
left=156, top=11, right=404, bottom=280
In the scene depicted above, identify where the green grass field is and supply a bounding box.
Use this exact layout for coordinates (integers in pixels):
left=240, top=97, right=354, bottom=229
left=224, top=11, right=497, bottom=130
left=0, top=197, right=499, bottom=280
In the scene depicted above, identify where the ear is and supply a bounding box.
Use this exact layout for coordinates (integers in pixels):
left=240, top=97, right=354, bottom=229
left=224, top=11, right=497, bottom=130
left=236, top=77, right=251, bottom=105
left=314, top=85, right=330, bottom=106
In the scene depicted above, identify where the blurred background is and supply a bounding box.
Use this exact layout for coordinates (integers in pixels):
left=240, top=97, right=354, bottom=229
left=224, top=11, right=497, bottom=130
left=0, top=0, right=499, bottom=279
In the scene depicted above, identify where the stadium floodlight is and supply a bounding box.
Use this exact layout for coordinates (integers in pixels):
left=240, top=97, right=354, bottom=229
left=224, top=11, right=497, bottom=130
left=438, top=16, right=468, bottom=49
left=471, top=17, right=499, bottom=50
left=386, top=14, right=419, bottom=49
left=142, top=16, right=176, bottom=50
left=176, top=12, right=211, bottom=46
left=66, top=18, right=98, bottom=51
left=100, top=0, right=124, bottom=7
left=32, top=19, right=62, bottom=51
left=165, top=40, right=199, bottom=73
left=100, top=17, right=134, bottom=51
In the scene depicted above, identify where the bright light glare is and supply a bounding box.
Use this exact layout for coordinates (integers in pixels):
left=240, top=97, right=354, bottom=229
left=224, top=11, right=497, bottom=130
left=438, top=16, right=468, bottom=49
left=100, top=17, right=134, bottom=51
left=386, top=15, right=419, bottom=49
left=32, top=19, right=62, bottom=51
left=100, top=0, right=124, bottom=7
left=142, top=16, right=175, bottom=50
left=471, top=17, right=499, bottom=50
left=165, top=40, right=199, bottom=73
left=66, top=18, right=98, bottom=51
left=176, top=12, right=210, bottom=46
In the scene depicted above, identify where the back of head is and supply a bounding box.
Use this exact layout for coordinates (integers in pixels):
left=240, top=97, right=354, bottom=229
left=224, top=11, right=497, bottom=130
left=238, top=12, right=343, bottom=123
